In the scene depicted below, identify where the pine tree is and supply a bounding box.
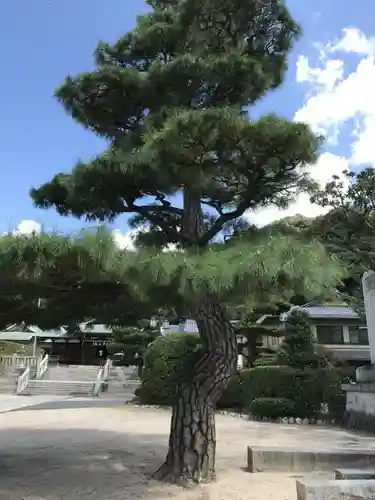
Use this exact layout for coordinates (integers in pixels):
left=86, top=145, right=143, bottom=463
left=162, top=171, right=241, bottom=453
left=1, top=0, right=345, bottom=484
left=277, top=307, right=318, bottom=369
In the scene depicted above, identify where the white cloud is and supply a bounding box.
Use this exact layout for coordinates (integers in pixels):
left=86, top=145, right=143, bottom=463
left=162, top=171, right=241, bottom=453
left=247, top=27, right=375, bottom=227
left=329, top=27, right=375, bottom=56
left=113, top=227, right=179, bottom=252
left=295, top=27, right=375, bottom=166
left=112, top=228, right=136, bottom=251
left=12, top=220, right=42, bottom=236
left=247, top=153, right=350, bottom=227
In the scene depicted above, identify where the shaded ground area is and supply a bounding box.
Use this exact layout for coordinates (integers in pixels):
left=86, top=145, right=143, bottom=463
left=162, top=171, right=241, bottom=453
left=0, top=394, right=71, bottom=413
left=0, top=405, right=374, bottom=499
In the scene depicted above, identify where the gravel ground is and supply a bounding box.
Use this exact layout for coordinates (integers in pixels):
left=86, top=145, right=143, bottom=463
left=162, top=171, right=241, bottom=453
left=0, top=403, right=372, bottom=499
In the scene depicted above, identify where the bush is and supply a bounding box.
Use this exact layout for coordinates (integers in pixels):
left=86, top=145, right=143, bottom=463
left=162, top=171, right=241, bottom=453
left=135, top=331, right=347, bottom=418
left=135, top=333, right=202, bottom=405
left=218, top=365, right=314, bottom=412
left=219, top=365, right=335, bottom=417
left=276, top=308, right=321, bottom=369
left=250, top=397, right=299, bottom=419
left=217, top=372, right=246, bottom=408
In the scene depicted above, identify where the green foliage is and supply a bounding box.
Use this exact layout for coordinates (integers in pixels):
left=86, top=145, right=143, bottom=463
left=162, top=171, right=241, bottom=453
left=107, top=326, right=160, bottom=370
left=137, top=336, right=346, bottom=418
left=310, top=167, right=375, bottom=298
left=0, top=227, right=343, bottom=330
left=250, top=397, right=299, bottom=419
left=136, top=333, right=203, bottom=405
left=0, top=227, right=157, bottom=330
left=219, top=364, right=343, bottom=418
left=276, top=308, right=322, bottom=369
left=0, top=0, right=344, bottom=338
left=216, top=372, right=247, bottom=409
left=30, top=0, right=320, bottom=254
left=236, top=365, right=321, bottom=416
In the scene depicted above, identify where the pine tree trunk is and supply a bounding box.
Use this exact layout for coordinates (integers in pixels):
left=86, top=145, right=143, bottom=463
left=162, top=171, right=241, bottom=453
left=153, top=295, right=238, bottom=485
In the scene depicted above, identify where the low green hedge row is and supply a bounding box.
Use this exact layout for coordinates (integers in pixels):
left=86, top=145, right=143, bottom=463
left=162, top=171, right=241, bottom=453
left=136, top=333, right=347, bottom=419
left=218, top=364, right=344, bottom=418
left=249, top=397, right=299, bottom=419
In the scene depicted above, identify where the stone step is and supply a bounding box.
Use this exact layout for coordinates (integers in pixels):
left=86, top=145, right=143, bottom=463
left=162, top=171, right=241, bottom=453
left=296, top=478, right=375, bottom=500
left=335, top=467, right=375, bottom=480
left=247, top=445, right=375, bottom=473
left=22, top=380, right=95, bottom=396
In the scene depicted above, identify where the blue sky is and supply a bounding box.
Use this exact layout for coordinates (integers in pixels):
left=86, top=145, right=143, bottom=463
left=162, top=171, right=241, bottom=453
left=0, top=0, right=374, bottom=238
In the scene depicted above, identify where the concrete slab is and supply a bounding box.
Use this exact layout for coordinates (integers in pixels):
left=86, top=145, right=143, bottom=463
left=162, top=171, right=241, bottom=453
left=335, top=467, right=375, bottom=480
left=248, top=445, right=375, bottom=472
left=296, top=478, right=375, bottom=500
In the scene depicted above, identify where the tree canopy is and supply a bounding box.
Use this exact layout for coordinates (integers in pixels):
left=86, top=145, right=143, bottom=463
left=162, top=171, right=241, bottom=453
left=309, top=168, right=375, bottom=297
left=30, top=0, right=321, bottom=252
left=0, top=228, right=342, bottom=330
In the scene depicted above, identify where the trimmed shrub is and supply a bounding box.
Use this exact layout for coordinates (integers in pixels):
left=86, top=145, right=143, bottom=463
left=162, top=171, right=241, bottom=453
left=219, top=365, right=336, bottom=417
left=242, top=365, right=300, bottom=400
left=135, top=333, right=202, bottom=405
left=250, top=397, right=299, bottom=419
left=276, top=308, right=323, bottom=369
left=217, top=372, right=246, bottom=409
left=135, top=329, right=347, bottom=419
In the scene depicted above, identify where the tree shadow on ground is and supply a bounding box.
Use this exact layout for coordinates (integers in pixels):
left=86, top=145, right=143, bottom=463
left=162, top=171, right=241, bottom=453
left=0, top=427, right=169, bottom=500
left=9, top=397, right=134, bottom=412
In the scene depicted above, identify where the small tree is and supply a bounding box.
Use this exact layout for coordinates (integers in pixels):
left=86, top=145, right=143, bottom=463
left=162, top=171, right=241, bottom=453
left=108, top=325, right=160, bottom=375
left=277, top=308, right=318, bottom=369
left=235, top=313, right=282, bottom=367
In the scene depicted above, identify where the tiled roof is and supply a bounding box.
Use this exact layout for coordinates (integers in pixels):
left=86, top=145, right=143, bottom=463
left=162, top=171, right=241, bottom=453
left=0, top=331, right=33, bottom=342
left=0, top=322, right=112, bottom=341
left=305, top=306, right=359, bottom=319
left=78, top=323, right=112, bottom=335
left=257, top=305, right=361, bottom=324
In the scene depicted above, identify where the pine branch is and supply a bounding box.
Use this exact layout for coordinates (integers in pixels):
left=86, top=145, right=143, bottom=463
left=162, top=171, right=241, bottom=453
left=198, top=200, right=249, bottom=245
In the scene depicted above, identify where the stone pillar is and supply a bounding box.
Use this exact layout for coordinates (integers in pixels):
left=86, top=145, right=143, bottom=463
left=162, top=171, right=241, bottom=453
left=362, top=270, right=375, bottom=364
left=342, top=271, right=375, bottom=425
left=356, top=271, right=375, bottom=383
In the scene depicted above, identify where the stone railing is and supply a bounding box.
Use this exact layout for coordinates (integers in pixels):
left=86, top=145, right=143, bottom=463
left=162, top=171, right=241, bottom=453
left=48, top=355, right=59, bottom=366
left=92, top=368, right=104, bottom=396
left=102, top=358, right=112, bottom=381
left=16, top=366, right=31, bottom=394
left=37, top=354, right=49, bottom=379
left=0, top=355, right=38, bottom=367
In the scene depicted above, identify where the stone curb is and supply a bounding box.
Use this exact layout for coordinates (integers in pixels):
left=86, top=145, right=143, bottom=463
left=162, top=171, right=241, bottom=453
left=217, top=410, right=336, bottom=426
left=124, top=401, right=336, bottom=426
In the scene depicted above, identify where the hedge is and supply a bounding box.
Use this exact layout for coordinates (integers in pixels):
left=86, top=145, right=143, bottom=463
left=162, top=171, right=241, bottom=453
left=250, top=397, right=299, bottom=419
left=219, top=365, right=345, bottom=418
left=136, top=333, right=346, bottom=419
left=135, top=333, right=203, bottom=405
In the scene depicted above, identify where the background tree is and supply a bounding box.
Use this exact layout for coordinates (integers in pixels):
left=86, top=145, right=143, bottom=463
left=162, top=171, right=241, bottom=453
left=108, top=325, right=160, bottom=375
left=277, top=307, right=322, bottom=369
left=311, top=167, right=375, bottom=299
left=24, top=0, right=344, bottom=485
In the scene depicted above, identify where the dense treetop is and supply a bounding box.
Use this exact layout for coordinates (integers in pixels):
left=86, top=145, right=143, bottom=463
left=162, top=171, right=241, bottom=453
left=31, top=0, right=319, bottom=248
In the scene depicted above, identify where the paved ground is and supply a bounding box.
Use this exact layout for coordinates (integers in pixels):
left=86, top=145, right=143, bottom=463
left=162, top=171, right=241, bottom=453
left=0, top=394, right=71, bottom=413
left=0, top=404, right=375, bottom=499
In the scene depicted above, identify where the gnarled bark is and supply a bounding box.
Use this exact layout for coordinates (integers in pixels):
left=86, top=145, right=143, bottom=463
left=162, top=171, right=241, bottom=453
left=153, top=295, right=238, bottom=485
